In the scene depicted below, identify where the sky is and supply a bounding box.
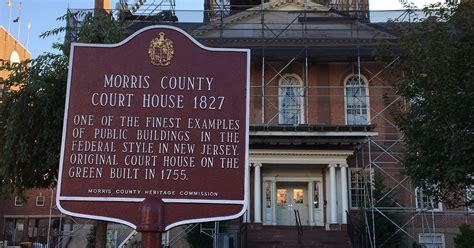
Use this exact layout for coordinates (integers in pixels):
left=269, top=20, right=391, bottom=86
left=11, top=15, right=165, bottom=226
left=0, top=0, right=440, bottom=58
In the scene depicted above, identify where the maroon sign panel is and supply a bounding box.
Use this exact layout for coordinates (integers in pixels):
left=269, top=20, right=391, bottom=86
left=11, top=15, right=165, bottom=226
left=57, top=25, right=249, bottom=230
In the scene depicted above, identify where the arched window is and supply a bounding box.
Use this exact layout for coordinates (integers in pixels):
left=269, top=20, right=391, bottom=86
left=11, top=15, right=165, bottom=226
left=279, top=74, right=304, bottom=124
left=9, top=50, right=20, bottom=64
left=344, top=74, right=370, bottom=125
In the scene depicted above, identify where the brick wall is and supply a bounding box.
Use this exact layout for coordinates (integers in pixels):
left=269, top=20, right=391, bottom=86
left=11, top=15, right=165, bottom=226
left=0, top=27, right=30, bottom=80
left=248, top=60, right=387, bottom=127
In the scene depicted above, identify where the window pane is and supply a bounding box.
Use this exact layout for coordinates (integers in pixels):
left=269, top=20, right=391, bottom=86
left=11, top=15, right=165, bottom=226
left=265, top=181, right=272, bottom=208
left=4, top=219, right=14, bottom=240
left=277, top=189, right=287, bottom=205
left=468, top=185, right=474, bottom=211
left=36, top=196, right=45, bottom=206
left=293, top=189, right=304, bottom=204
left=314, top=183, right=320, bottom=209
left=15, top=196, right=24, bottom=206
left=345, top=75, right=369, bottom=125
left=279, top=75, right=303, bottom=125
left=350, top=169, right=373, bottom=208
left=416, top=188, right=440, bottom=210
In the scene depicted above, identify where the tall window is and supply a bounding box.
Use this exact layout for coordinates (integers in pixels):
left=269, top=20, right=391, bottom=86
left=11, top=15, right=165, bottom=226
left=467, top=185, right=474, bottom=211
left=313, top=182, right=320, bottom=209
left=9, top=50, right=20, bottom=64
left=415, top=187, right=442, bottom=211
left=265, top=181, right=272, bottom=208
left=279, top=74, right=304, bottom=124
left=344, top=74, right=370, bottom=125
left=350, top=168, right=373, bottom=208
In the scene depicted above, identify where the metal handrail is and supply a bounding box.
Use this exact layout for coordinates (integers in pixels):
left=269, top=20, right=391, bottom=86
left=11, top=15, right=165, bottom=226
left=294, top=209, right=303, bottom=244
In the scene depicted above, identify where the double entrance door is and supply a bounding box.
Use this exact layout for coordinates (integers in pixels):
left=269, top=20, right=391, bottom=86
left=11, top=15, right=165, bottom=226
left=276, top=182, right=309, bottom=226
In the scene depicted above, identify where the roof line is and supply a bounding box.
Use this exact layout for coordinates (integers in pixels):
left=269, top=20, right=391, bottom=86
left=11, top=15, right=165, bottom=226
left=0, top=25, right=30, bottom=55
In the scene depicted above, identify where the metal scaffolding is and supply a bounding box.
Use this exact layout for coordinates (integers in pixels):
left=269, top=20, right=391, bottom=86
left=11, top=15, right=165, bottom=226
left=349, top=9, right=472, bottom=248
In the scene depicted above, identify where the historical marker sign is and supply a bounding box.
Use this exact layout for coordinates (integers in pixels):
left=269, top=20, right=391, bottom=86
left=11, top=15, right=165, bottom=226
left=57, top=25, right=249, bottom=230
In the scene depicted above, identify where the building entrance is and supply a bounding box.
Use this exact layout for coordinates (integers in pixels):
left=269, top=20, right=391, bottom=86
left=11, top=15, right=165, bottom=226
left=276, top=182, right=309, bottom=226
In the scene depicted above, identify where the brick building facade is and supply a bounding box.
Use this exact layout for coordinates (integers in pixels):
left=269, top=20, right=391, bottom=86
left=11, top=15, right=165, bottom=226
left=182, top=0, right=474, bottom=247
left=0, top=189, right=63, bottom=246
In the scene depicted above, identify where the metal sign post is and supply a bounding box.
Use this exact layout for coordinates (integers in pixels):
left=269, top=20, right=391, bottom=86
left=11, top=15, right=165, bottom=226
left=137, top=198, right=165, bottom=248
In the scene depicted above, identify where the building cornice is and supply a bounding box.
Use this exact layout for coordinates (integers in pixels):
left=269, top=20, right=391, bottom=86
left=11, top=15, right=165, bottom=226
left=250, top=149, right=353, bottom=164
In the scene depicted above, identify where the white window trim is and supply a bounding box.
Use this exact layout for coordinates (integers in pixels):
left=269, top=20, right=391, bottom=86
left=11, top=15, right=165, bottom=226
left=415, top=187, right=443, bottom=212
left=36, top=195, right=45, bottom=206
left=349, top=168, right=374, bottom=209
left=418, top=233, right=445, bottom=248
left=344, top=73, right=371, bottom=125
left=278, top=73, right=305, bottom=125
left=467, top=185, right=474, bottom=212
left=14, top=196, right=24, bottom=207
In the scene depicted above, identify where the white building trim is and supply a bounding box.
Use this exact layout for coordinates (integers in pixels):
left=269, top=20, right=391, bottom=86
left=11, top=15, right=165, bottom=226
left=250, top=149, right=352, bottom=165
left=251, top=149, right=353, bottom=228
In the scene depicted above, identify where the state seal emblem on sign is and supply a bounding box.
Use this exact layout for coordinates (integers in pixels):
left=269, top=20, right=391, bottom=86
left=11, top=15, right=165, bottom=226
left=148, top=32, right=174, bottom=66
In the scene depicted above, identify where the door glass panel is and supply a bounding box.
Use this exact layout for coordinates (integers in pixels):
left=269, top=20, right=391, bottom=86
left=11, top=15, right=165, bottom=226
left=265, top=181, right=272, bottom=208
left=277, top=189, right=287, bottom=205
left=314, top=183, right=320, bottom=209
left=293, top=189, right=304, bottom=204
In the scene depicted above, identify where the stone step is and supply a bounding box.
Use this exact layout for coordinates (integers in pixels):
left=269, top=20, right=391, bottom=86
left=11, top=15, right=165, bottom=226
left=244, top=225, right=352, bottom=248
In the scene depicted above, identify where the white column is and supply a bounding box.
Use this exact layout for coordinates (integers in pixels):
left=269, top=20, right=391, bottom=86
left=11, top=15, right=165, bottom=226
left=308, top=181, right=315, bottom=226
left=254, top=163, right=262, bottom=223
left=243, top=162, right=251, bottom=223
left=271, top=180, right=277, bottom=225
left=340, top=163, right=349, bottom=224
left=329, top=163, right=338, bottom=224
